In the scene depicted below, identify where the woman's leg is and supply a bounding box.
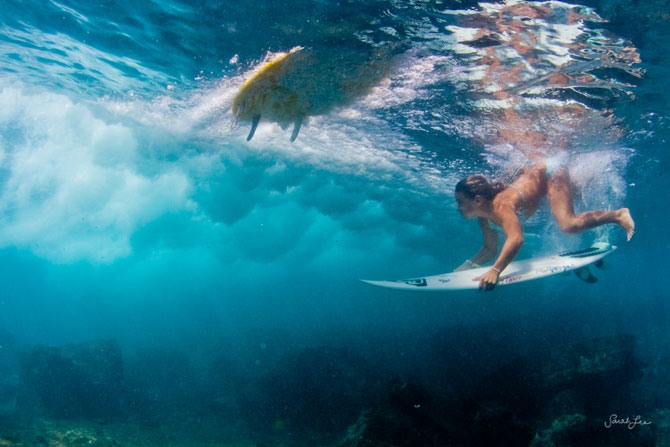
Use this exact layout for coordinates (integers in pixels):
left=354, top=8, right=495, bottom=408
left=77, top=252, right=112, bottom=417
left=547, top=168, right=635, bottom=240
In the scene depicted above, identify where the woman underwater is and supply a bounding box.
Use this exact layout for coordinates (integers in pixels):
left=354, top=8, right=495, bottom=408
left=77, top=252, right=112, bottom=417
left=454, top=161, right=635, bottom=291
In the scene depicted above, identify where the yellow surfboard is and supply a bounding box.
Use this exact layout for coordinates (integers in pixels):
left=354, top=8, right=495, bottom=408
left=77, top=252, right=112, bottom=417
left=232, top=47, right=307, bottom=142
left=231, top=44, right=399, bottom=142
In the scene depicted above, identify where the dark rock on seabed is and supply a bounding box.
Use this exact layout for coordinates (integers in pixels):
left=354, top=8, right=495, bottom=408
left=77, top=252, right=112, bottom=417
left=249, top=345, right=384, bottom=436
left=0, top=331, right=20, bottom=424
left=18, top=340, right=124, bottom=419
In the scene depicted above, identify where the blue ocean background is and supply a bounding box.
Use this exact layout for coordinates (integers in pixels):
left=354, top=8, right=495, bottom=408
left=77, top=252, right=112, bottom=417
left=0, top=0, right=668, bottom=445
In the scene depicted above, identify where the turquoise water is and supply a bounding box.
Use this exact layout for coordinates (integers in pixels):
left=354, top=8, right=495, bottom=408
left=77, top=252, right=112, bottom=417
left=0, top=0, right=668, bottom=445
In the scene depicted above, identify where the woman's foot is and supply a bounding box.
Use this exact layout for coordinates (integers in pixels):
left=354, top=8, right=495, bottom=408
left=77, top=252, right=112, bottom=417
left=617, top=208, right=635, bottom=241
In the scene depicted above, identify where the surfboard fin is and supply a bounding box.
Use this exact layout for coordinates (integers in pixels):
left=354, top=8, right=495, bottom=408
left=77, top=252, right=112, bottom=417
left=574, top=266, right=598, bottom=284
left=290, top=118, right=302, bottom=142
left=247, top=114, right=261, bottom=141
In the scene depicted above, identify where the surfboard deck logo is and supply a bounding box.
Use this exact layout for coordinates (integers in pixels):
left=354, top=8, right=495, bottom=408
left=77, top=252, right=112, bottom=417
left=361, top=242, right=616, bottom=291
left=391, top=278, right=429, bottom=287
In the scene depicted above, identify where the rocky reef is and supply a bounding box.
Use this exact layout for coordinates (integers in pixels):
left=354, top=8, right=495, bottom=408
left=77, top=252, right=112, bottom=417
left=0, top=326, right=666, bottom=446
left=18, top=339, right=124, bottom=419
left=245, top=345, right=383, bottom=438
left=340, top=332, right=656, bottom=447
left=0, top=331, right=20, bottom=425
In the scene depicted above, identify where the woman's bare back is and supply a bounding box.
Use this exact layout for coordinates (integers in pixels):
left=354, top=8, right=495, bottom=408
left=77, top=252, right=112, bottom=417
left=492, top=162, right=548, bottom=221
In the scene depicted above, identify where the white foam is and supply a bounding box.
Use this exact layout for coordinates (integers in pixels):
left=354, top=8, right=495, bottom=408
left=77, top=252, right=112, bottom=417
left=0, top=84, right=192, bottom=263
left=362, top=53, right=455, bottom=108
left=0, top=53, right=457, bottom=265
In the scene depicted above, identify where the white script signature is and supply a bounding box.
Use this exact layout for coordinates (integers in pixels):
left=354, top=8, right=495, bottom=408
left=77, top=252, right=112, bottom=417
left=604, top=414, right=652, bottom=429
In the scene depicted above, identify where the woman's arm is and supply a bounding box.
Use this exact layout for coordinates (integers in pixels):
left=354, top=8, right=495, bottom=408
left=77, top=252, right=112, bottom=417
left=476, top=206, right=523, bottom=290
left=454, top=218, right=498, bottom=271
left=492, top=207, right=524, bottom=272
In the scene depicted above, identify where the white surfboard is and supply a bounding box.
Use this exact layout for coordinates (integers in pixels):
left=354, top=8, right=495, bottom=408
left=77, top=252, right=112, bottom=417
left=362, top=242, right=616, bottom=291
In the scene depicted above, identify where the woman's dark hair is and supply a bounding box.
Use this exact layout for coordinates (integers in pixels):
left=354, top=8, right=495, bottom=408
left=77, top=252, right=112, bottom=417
left=455, top=175, right=506, bottom=200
